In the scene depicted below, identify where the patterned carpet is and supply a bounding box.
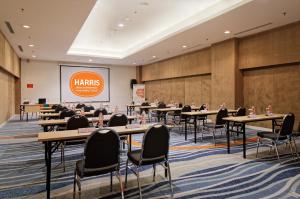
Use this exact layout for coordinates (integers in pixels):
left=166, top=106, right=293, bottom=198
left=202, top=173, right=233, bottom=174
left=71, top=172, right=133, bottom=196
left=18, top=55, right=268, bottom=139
left=0, top=116, right=299, bottom=199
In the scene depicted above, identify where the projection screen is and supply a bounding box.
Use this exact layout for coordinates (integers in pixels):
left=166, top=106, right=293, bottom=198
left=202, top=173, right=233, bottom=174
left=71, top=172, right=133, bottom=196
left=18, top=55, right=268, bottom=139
left=60, top=65, right=110, bottom=102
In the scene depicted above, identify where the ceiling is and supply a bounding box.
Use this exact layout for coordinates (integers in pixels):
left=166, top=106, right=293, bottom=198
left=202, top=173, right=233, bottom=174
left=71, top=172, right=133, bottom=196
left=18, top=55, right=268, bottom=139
left=0, top=0, right=300, bottom=66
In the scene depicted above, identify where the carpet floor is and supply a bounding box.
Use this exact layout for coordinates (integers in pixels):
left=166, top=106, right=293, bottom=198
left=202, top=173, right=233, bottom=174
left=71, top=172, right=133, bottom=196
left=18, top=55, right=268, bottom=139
left=0, top=116, right=299, bottom=199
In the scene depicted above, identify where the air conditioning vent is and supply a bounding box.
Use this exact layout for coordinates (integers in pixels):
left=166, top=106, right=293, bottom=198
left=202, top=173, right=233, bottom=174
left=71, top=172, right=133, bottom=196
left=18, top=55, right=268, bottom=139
left=234, top=22, right=272, bottom=36
left=5, top=21, right=15, bottom=34
left=18, top=45, right=23, bottom=52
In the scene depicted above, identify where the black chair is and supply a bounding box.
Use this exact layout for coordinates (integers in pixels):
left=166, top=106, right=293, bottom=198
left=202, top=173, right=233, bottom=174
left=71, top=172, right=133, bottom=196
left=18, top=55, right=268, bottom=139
left=125, top=125, right=173, bottom=198
left=140, top=102, right=150, bottom=114
left=61, top=115, right=90, bottom=171
left=73, top=129, right=124, bottom=199
left=76, top=103, right=86, bottom=109
left=179, top=105, right=193, bottom=130
left=203, top=108, right=228, bottom=144
left=108, top=114, right=128, bottom=149
left=83, top=105, right=95, bottom=112
left=55, top=105, right=68, bottom=113
left=107, top=114, right=128, bottom=127
left=197, top=104, right=208, bottom=126
left=256, top=113, right=295, bottom=163
left=59, top=109, right=76, bottom=119
left=51, top=104, right=58, bottom=110
left=94, top=108, right=108, bottom=117
left=230, top=107, right=246, bottom=139
left=151, top=102, right=167, bottom=122
left=171, top=103, right=183, bottom=124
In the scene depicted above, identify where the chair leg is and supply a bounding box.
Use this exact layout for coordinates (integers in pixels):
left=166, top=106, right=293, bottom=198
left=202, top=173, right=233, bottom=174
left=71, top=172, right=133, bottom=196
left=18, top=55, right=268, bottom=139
left=125, top=159, right=129, bottom=188
left=153, top=164, right=156, bottom=182
left=212, top=129, right=216, bottom=146
left=274, top=142, right=281, bottom=163
left=136, top=167, right=142, bottom=199
left=73, top=171, right=77, bottom=199
left=292, top=137, right=299, bottom=159
left=116, top=170, right=124, bottom=199
left=256, top=138, right=260, bottom=158
left=110, top=172, right=113, bottom=192
left=288, top=140, right=294, bottom=158
left=166, top=161, right=174, bottom=198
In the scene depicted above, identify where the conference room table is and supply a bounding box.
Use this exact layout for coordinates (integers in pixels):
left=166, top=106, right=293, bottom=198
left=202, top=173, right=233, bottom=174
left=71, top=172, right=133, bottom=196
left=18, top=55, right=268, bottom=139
left=153, top=106, right=200, bottom=124
left=38, top=123, right=172, bottom=199
left=38, top=115, right=136, bottom=132
left=223, top=113, right=285, bottom=159
left=39, top=111, right=95, bottom=120
left=181, top=109, right=237, bottom=143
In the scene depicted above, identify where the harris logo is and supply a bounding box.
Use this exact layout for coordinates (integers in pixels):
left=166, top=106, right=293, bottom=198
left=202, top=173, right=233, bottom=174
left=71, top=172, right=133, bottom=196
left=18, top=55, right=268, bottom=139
left=70, top=71, right=104, bottom=97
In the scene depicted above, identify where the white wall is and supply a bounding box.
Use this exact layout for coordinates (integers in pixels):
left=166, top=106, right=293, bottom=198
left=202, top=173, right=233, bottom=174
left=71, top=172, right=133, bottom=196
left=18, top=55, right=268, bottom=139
left=21, top=60, right=136, bottom=111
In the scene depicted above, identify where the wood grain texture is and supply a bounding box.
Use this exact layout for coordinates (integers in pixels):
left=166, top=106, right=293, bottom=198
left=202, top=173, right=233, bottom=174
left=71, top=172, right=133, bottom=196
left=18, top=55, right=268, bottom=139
left=211, top=39, right=240, bottom=109
left=145, top=74, right=211, bottom=106
left=141, top=48, right=211, bottom=81
left=243, top=64, right=300, bottom=130
left=0, top=32, right=4, bottom=68
left=239, top=21, right=300, bottom=69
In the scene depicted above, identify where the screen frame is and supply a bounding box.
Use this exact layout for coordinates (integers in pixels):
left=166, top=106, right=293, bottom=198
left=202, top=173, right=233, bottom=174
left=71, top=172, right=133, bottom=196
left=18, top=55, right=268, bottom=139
left=59, top=65, right=110, bottom=103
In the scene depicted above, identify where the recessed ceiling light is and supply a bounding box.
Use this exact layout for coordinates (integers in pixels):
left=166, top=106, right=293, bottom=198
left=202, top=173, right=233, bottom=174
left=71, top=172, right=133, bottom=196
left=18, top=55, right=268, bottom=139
left=28, top=44, right=34, bottom=47
left=88, top=59, right=93, bottom=62
left=152, top=55, right=156, bottom=58
left=118, top=23, right=124, bottom=28
left=182, top=45, right=187, bottom=48
left=132, top=62, right=136, bottom=65
left=224, top=30, right=231, bottom=34
left=125, top=17, right=130, bottom=21
left=32, top=55, right=36, bottom=58
left=22, top=25, right=30, bottom=29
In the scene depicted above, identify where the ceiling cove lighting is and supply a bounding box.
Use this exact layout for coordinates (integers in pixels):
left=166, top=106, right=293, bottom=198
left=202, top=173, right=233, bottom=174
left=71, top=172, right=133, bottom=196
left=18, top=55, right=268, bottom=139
left=224, top=30, right=231, bottom=34
left=118, top=23, right=124, bottom=28
left=22, top=25, right=30, bottom=29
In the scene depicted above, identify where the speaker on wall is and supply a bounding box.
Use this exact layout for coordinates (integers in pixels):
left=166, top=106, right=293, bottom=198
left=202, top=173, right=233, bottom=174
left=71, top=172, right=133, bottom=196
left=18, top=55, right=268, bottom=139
left=130, top=79, right=137, bottom=89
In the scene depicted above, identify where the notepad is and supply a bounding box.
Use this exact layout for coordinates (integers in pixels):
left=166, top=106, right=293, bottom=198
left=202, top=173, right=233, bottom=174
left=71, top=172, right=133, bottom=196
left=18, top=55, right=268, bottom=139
left=78, top=127, right=97, bottom=134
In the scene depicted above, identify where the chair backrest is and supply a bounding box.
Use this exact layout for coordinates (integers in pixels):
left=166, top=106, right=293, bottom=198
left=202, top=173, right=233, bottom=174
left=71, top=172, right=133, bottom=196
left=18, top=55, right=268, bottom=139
left=59, top=109, right=75, bottom=119
left=84, top=105, right=95, bottom=112
left=76, top=103, right=86, bottom=109
left=51, top=104, right=58, bottom=110
left=279, top=113, right=295, bottom=136
left=216, top=108, right=228, bottom=125
left=178, top=103, right=183, bottom=108
left=182, top=105, right=191, bottom=112
left=93, top=108, right=108, bottom=117
left=199, top=104, right=206, bottom=111
left=84, top=129, right=120, bottom=170
left=141, top=125, right=170, bottom=162
left=236, top=107, right=246, bottom=116
left=66, top=115, right=89, bottom=130
left=55, top=105, right=68, bottom=113
left=141, top=102, right=150, bottom=106
left=158, top=102, right=166, bottom=108
left=107, top=114, right=128, bottom=127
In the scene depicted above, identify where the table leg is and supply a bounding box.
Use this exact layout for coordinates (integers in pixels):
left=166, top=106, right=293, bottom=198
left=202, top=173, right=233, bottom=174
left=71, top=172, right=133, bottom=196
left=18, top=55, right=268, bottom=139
left=242, top=123, right=246, bottom=159
left=194, top=115, right=197, bottom=143
left=164, top=113, right=167, bottom=124
left=185, top=117, right=187, bottom=141
left=226, top=121, right=230, bottom=154
left=43, top=125, right=48, bottom=132
left=272, top=119, right=275, bottom=133
left=127, top=106, right=129, bottom=115
left=165, top=162, right=168, bottom=177
left=46, top=141, right=52, bottom=199
left=129, top=134, right=132, bottom=152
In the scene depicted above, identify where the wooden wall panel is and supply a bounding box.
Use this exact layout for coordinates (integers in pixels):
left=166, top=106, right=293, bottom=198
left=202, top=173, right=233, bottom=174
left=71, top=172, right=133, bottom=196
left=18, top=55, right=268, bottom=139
left=4, top=40, right=13, bottom=72
left=211, top=39, right=238, bottom=109
left=141, top=48, right=211, bottom=81
left=239, top=22, right=300, bottom=69
left=145, top=74, right=211, bottom=106
left=0, top=32, right=4, bottom=68
left=243, top=64, right=300, bottom=130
